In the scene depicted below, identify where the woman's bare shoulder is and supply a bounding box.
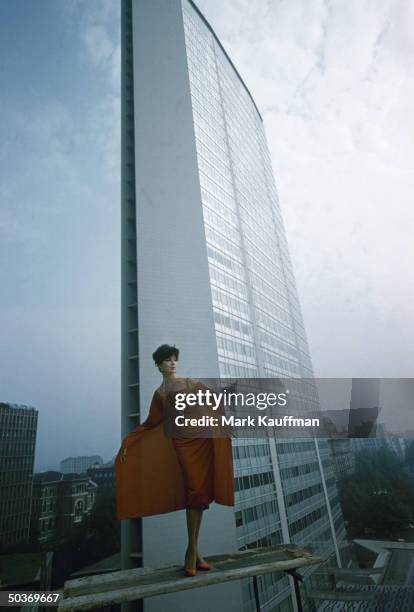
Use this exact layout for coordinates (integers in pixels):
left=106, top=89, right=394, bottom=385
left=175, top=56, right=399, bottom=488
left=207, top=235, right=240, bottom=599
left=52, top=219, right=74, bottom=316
left=154, top=377, right=188, bottom=397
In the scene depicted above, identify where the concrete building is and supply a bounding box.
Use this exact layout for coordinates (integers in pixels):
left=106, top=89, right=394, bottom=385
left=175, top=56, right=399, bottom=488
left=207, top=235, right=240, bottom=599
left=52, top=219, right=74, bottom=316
left=121, top=1, right=345, bottom=610
left=60, top=455, right=103, bottom=475
left=0, top=402, right=38, bottom=550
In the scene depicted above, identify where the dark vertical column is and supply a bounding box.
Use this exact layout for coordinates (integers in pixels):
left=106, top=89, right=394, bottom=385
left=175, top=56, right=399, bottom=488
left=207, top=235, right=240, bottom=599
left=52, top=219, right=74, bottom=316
left=121, top=1, right=142, bottom=611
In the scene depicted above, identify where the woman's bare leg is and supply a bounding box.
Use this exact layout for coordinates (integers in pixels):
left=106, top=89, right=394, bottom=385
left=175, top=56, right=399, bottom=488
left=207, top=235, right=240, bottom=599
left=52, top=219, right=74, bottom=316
left=194, top=509, right=207, bottom=563
left=185, top=508, right=202, bottom=568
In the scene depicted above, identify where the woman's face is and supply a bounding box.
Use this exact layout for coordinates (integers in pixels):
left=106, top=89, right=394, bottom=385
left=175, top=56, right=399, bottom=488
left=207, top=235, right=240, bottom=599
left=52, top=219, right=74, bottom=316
left=159, top=354, right=177, bottom=375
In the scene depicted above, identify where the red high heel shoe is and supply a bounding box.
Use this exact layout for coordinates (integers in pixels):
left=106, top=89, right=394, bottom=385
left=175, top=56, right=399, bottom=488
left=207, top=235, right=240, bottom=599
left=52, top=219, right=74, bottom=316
left=196, top=559, right=212, bottom=571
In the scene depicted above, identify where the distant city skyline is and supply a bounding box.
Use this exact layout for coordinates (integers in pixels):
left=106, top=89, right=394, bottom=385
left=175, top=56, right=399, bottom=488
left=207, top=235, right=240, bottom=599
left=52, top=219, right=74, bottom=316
left=0, top=0, right=413, bottom=470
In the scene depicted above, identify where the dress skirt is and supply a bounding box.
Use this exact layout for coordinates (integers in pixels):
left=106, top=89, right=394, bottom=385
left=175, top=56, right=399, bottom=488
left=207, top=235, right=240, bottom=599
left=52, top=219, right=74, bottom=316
left=172, top=437, right=213, bottom=510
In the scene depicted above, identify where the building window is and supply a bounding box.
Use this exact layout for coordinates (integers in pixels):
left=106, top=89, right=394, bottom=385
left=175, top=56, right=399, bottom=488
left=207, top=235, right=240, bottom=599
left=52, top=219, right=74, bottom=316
left=74, top=500, right=84, bottom=519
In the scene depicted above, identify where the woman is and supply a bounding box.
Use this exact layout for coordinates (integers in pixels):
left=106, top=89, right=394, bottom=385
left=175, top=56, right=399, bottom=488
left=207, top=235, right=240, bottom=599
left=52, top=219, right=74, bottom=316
left=115, top=344, right=234, bottom=577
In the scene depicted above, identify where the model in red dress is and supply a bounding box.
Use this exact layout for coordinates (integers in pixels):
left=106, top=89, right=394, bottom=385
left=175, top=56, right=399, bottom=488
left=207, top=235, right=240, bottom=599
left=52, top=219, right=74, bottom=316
left=115, top=344, right=234, bottom=577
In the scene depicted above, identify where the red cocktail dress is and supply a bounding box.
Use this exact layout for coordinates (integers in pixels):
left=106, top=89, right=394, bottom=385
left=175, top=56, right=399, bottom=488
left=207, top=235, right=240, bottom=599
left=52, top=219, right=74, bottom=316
left=115, top=379, right=234, bottom=520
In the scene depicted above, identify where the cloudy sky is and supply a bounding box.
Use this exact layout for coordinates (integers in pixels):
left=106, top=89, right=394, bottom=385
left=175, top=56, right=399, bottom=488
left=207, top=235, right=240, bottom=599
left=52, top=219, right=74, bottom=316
left=0, top=1, right=413, bottom=469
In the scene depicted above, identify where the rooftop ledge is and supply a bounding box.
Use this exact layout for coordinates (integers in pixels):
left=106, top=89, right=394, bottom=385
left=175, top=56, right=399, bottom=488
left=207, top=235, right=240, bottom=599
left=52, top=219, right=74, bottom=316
left=58, top=544, right=321, bottom=611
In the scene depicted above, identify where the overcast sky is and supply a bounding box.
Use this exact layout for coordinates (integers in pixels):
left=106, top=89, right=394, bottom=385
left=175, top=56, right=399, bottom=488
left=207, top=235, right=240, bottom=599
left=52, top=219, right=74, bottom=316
left=0, top=1, right=413, bottom=470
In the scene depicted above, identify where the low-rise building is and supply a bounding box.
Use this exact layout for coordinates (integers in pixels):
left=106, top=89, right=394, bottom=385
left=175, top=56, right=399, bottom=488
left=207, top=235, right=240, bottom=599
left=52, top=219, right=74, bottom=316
left=30, top=472, right=97, bottom=545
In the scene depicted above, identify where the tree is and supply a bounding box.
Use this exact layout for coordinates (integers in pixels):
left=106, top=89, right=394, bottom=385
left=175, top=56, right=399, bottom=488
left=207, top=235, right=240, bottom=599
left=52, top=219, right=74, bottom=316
left=338, top=447, right=414, bottom=538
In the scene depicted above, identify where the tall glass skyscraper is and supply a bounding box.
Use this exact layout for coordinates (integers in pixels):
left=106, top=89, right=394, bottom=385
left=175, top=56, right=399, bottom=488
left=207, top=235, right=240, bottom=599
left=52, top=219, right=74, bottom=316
left=121, top=1, right=346, bottom=611
left=0, top=403, right=38, bottom=549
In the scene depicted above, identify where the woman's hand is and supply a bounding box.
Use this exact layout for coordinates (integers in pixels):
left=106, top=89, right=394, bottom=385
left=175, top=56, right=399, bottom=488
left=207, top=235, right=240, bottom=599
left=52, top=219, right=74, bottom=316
left=119, top=447, right=128, bottom=463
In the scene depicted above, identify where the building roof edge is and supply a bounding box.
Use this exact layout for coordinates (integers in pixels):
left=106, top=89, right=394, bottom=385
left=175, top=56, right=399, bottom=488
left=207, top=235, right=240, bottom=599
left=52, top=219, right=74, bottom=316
left=187, top=0, right=263, bottom=122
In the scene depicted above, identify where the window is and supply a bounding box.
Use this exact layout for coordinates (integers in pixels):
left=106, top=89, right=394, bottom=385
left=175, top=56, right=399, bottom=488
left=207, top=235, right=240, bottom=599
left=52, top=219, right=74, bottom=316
left=74, top=500, right=84, bottom=519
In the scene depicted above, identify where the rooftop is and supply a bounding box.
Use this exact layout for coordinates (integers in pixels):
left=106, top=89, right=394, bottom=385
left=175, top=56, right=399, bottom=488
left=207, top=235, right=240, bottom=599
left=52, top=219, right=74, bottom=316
left=33, top=470, right=63, bottom=483
left=0, top=402, right=37, bottom=412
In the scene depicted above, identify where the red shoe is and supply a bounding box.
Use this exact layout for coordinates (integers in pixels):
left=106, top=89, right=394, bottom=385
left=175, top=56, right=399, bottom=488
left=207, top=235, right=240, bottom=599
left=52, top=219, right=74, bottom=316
left=196, top=560, right=212, bottom=571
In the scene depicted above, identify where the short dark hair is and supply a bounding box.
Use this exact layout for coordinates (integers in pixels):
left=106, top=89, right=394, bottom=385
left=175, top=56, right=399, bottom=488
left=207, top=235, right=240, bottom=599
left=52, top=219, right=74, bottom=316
left=152, top=344, right=179, bottom=366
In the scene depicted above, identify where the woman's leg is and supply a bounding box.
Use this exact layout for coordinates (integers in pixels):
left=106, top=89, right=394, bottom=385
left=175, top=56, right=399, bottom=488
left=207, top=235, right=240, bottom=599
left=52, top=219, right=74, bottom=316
left=185, top=507, right=203, bottom=568
left=194, top=509, right=207, bottom=563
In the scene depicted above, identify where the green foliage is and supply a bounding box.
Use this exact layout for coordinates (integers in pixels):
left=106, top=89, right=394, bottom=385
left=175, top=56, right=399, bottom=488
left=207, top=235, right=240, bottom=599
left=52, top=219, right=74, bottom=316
left=338, top=447, right=414, bottom=539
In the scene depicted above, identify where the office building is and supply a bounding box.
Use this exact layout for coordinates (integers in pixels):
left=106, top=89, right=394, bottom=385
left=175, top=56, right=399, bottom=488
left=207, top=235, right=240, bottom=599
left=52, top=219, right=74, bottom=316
left=121, top=1, right=345, bottom=610
left=60, top=455, right=103, bottom=475
left=0, top=402, right=38, bottom=549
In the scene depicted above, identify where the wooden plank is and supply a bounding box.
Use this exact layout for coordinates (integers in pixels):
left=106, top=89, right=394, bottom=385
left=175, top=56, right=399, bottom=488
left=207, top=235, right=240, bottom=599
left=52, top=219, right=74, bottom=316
left=307, top=590, right=376, bottom=601
left=64, top=545, right=316, bottom=597
left=329, top=567, right=384, bottom=576
left=58, top=545, right=321, bottom=611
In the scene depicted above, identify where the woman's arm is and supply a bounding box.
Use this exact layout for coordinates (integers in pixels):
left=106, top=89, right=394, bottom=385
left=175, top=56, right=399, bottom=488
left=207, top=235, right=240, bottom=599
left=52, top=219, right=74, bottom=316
left=137, top=392, right=164, bottom=428
left=119, top=392, right=163, bottom=462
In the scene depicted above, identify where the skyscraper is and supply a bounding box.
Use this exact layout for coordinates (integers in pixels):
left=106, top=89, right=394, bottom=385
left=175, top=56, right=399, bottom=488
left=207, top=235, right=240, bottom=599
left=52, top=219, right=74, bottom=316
left=121, top=1, right=345, bottom=610
left=0, top=403, right=38, bottom=549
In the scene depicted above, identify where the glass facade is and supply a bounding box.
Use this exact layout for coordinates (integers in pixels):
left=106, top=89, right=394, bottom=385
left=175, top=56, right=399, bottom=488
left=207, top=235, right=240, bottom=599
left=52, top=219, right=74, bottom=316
left=0, top=403, right=38, bottom=548
left=182, top=2, right=346, bottom=610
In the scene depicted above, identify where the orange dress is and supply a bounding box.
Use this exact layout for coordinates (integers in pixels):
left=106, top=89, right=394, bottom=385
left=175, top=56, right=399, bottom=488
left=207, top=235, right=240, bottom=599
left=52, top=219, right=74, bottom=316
left=115, top=380, right=234, bottom=520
